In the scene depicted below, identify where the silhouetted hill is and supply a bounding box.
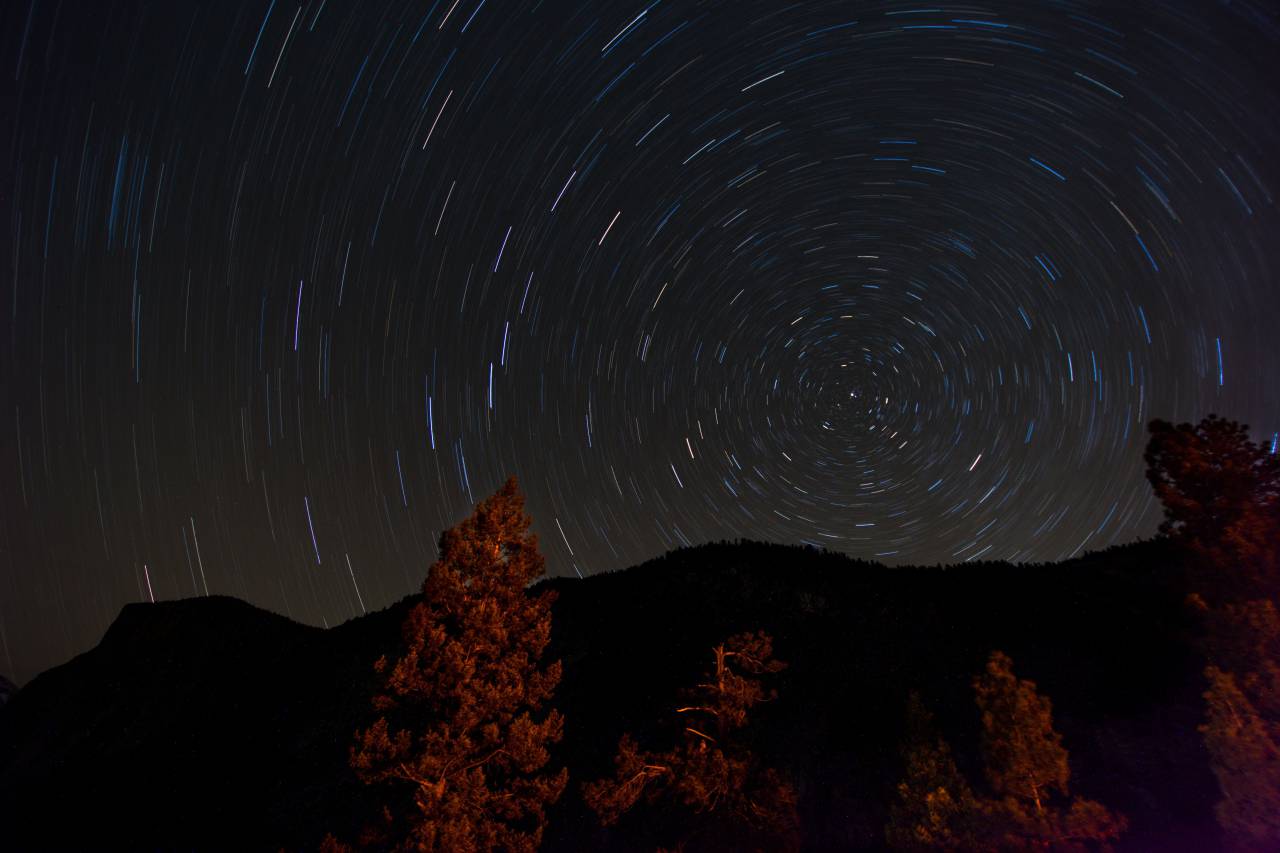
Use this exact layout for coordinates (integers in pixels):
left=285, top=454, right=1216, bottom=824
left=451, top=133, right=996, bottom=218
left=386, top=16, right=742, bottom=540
left=0, top=540, right=1216, bottom=851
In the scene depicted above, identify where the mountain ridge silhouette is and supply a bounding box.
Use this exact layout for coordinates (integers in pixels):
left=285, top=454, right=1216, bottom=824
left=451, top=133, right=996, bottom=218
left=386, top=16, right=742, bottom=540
left=0, top=539, right=1218, bottom=851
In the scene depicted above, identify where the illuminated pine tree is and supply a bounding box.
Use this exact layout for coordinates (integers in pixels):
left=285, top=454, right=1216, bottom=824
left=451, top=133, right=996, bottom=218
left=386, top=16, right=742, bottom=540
left=1145, top=416, right=1280, bottom=598
left=1199, top=598, right=1280, bottom=851
left=583, top=630, right=799, bottom=852
left=974, top=651, right=1126, bottom=851
left=1146, top=416, right=1280, bottom=845
left=1201, top=666, right=1280, bottom=850
left=348, top=478, right=567, bottom=852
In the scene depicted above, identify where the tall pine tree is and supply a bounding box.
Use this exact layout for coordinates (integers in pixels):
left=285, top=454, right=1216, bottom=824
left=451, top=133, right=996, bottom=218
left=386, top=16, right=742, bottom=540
left=347, top=478, right=567, bottom=852
left=974, top=652, right=1125, bottom=851
left=1146, top=416, right=1280, bottom=847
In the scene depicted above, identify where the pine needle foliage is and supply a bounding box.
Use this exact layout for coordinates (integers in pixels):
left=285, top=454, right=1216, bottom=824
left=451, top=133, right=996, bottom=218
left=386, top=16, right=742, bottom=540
left=347, top=478, right=567, bottom=852
left=889, top=654, right=1126, bottom=852
left=583, top=630, right=799, bottom=852
left=1146, top=416, right=1280, bottom=848
left=974, top=652, right=1126, bottom=851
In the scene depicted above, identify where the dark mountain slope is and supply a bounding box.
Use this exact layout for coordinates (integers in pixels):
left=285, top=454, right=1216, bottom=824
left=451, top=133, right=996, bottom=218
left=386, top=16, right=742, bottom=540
left=0, top=540, right=1216, bottom=851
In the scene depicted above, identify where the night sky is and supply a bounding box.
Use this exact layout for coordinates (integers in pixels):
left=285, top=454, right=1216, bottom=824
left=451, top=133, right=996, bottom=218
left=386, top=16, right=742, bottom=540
left=3, top=0, right=1279, bottom=684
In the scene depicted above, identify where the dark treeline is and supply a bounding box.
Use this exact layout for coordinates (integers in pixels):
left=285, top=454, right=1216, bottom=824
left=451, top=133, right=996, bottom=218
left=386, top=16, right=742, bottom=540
left=0, top=415, right=1276, bottom=851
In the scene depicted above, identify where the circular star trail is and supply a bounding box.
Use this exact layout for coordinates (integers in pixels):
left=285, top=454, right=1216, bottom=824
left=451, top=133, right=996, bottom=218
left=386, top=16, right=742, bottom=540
left=3, top=0, right=1279, bottom=681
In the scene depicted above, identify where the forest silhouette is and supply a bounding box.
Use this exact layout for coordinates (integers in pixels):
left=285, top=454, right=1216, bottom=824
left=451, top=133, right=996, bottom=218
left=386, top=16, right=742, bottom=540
left=1, top=415, right=1277, bottom=851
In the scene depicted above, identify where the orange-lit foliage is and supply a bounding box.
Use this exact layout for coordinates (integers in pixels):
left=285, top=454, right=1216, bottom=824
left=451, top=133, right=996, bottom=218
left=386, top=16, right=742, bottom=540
left=348, top=478, right=567, bottom=852
left=1202, top=665, right=1280, bottom=850
left=582, top=630, right=799, bottom=852
left=1145, top=416, right=1280, bottom=597
left=973, top=652, right=1126, bottom=851
left=1146, top=416, right=1280, bottom=848
left=888, top=654, right=1125, bottom=851
left=1199, top=599, right=1280, bottom=850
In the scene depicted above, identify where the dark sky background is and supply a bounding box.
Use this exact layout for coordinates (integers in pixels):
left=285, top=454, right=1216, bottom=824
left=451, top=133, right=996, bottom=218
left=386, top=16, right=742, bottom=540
left=3, top=0, right=1279, bottom=684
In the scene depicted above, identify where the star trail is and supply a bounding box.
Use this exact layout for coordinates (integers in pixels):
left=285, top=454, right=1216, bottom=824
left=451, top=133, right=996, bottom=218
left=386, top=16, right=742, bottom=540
left=3, top=0, right=1279, bottom=683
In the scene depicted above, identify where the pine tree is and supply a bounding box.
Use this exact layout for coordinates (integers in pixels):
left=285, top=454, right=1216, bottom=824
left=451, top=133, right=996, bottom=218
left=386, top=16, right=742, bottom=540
left=1146, top=415, right=1280, bottom=845
left=886, top=691, right=978, bottom=851
left=1201, top=666, right=1280, bottom=850
left=347, top=478, right=567, bottom=852
left=582, top=630, right=799, bottom=852
left=974, top=652, right=1126, bottom=851
left=1144, top=416, right=1280, bottom=597
left=1198, top=598, right=1280, bottom=851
